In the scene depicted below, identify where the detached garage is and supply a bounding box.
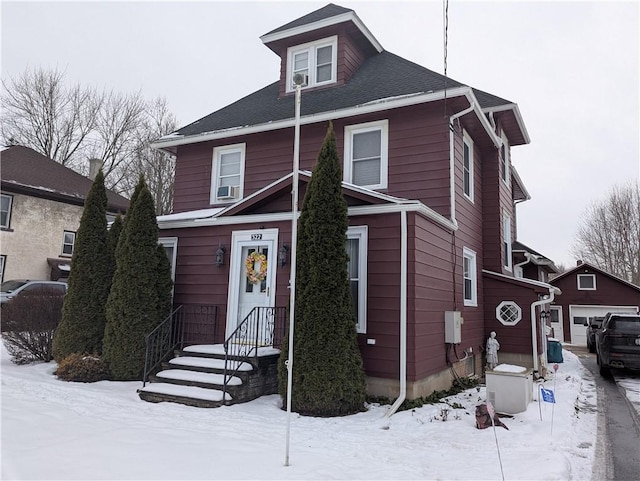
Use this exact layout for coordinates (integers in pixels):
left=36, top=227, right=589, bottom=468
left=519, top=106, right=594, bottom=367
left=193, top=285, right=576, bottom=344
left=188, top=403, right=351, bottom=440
left=549, top=262, right=640, bottom=345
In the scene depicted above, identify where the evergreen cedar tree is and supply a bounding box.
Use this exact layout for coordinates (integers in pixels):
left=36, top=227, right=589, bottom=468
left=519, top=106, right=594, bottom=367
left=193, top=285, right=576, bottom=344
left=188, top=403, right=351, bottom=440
left=103, top=176, right=173, bottom=380
left=53, top=170, right=112, bottom=361
left=278, top=122, right=366, bottom=416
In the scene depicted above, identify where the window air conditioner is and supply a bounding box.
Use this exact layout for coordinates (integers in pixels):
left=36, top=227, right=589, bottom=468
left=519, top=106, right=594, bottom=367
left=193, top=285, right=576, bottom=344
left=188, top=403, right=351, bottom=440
left=217, top=185, right=239, bottom=199
left=292, top=73, right=308, bottom=87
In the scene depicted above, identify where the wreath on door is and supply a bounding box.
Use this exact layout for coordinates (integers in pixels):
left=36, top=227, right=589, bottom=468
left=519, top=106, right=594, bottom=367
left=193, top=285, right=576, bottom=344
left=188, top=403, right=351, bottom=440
left=245, top=252, right=268, bottom=284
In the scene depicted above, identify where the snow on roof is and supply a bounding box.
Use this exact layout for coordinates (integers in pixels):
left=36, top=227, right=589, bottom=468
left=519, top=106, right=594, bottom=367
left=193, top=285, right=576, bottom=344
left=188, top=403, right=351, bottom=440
left=157, top=208, right=224, bottom=223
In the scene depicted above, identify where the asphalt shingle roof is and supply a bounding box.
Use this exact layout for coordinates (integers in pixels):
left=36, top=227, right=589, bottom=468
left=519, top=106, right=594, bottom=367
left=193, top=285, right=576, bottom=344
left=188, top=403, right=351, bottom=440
left=262, top=3, right=353, bottom=37
left=176, top=51, right=497, bottom=137
left=0, top=145, right=129, bottom=213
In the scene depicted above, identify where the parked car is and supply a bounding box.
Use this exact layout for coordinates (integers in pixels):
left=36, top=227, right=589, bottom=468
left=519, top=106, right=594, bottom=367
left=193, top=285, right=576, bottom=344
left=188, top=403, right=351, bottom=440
left=586, top=316, right=604, bottom=353
left=596, top=312, right=640, bottom=376
left=0, top=280, right=68, bottom=306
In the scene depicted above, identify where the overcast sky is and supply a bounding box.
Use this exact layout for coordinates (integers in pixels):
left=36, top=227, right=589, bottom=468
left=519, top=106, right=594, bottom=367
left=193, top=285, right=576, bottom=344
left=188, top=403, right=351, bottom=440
left=2, top=1, right=639, bottom=267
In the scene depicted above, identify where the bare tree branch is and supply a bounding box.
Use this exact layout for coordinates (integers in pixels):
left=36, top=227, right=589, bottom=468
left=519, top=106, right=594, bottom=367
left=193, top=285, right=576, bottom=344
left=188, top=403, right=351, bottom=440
left=572, top=181, right=640, bottom=285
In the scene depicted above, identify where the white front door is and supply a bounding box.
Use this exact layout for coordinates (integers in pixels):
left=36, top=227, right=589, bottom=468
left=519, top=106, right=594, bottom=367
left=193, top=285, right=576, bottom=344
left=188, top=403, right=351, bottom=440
left=227, top=229, right=278, bottom=339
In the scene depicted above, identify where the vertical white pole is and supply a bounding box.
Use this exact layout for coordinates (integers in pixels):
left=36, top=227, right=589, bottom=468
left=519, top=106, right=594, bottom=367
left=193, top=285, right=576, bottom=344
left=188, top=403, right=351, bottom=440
left=284, top=83, right=301, bottom=467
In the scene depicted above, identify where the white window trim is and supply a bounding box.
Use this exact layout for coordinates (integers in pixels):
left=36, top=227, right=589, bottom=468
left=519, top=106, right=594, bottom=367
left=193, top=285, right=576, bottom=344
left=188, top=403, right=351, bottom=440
left=286, top=36, right=338, bottom=93
left=577, top=274, right=596, bottom=290
left=210, top=143, right=245, bottom=205
left=1, top=193, right=13, bottom=229
left=462, top=130, right=474, bottom=202
left=503, top=212, right=512, bottom=271
left=496, top=300, right=522, bottom=326
left=61, top=231, right=76, bottom=257
left=463, top=247, right=477, bottom=307
left=500, top=132, right=510, bottom=186
left=348, top=226, right=368, bottom=333
left=343, top=119, right=389, bottom=190
left=0, top=254, right=6, bottom=282
left=159, top=237, right=178, bottom=283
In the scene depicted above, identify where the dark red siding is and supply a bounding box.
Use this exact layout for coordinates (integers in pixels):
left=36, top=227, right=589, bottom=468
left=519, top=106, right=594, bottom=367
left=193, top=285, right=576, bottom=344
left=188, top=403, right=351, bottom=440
left=550, top=265, right=640, bottom=342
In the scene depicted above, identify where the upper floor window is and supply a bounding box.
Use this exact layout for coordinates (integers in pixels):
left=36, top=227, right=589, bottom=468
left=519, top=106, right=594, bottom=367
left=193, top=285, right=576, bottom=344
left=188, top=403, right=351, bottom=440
left=503, top=212, right=512, bottom=271
left=62, top=231, right=76, bottom=257
left=462, top=131, right=474, bottom=202
left=344, top=120, right=388, bottom=190
left=347, top=226, right=368, bottom=333
left=210, top=143, right=245, bottom=204
left=577, top=274, right=596, bottom=290
left=463, top=247, right=477, bottom=307
left=500, top=133, right=510, bottom=186
left=1, top=194, right=13, bottom=229
left=286, top=36, right=337, bottom=92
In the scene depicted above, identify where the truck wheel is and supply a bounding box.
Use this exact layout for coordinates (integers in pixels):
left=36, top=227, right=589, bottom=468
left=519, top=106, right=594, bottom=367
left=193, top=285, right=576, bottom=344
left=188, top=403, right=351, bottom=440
left=598, top=355, right=610, bottom=377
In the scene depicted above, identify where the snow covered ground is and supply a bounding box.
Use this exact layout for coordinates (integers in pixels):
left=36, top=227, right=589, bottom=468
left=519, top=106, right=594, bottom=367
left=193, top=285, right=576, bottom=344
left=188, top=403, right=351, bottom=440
left=2, top=344, right=598, bottom=480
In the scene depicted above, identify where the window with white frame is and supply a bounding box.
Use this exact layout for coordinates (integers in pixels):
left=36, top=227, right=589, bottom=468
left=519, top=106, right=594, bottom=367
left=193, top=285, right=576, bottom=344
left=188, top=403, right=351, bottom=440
left=1, top=194, right=13, bottom=229
left=210, top=143, right=245, bottom=204
left=159, top=237, right=178, bottom=283
left=503, top=212, right=512, bottom=271
left=344, top=120, right=388, bottom=190
left=462, top=131, right=474, bottom=201
left=500, top=132, right=510, bottom=185
left=286, top=36, right=337, bottom=92
left=577, top=273, right=596, bottom=290
left=0, top=255, right=6, bottom=282
left=347, top=226, right=368, bottom=333
left=61, top=231, right=76, bottom=256
left=496, top=301, right=522, bottom=326
left=463, top=247, right=477, bottom=307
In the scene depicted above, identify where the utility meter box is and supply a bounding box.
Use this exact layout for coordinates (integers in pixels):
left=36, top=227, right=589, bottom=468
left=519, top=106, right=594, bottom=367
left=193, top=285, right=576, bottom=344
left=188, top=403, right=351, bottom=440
left=444, top=311, right=463, bottom=344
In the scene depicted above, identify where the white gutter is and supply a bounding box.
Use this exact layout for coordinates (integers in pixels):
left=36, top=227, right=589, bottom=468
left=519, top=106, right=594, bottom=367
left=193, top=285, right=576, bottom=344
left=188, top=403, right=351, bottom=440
left=513, top=252, right=532, bottom=277
left=530, top=288, right=555, bottom=374
left=448, top=102, right=475, bottom=225
left=151, top=87, right=471, bottom=151
left=387, top=209, right=408, bottom=417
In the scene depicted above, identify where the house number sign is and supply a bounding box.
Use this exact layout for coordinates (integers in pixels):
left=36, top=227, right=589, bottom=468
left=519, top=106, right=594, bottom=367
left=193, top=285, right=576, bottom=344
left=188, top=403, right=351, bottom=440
left=251, top=234, right=263, bottom=240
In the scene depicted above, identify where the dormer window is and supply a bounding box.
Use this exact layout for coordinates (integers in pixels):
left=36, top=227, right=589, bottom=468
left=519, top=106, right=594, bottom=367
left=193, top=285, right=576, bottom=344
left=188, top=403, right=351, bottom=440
left=286, top=36, right=337, bottom=92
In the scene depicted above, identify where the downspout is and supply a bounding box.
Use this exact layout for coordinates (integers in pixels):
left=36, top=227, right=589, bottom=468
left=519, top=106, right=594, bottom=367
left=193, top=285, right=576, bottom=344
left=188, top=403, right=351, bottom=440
left=514, top=253, right=532, bottom=277
left=387, top=209, right=408, bottom=417
left=530, top=288, right=555, bottom=375
left=448, top=103, right=475, bottom=225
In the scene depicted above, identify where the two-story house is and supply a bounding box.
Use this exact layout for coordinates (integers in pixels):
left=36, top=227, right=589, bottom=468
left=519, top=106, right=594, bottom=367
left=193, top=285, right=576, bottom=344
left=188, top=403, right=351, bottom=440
left=0, top=145, right=129, bottom=282
left=149, top=4, right=560, bottom=404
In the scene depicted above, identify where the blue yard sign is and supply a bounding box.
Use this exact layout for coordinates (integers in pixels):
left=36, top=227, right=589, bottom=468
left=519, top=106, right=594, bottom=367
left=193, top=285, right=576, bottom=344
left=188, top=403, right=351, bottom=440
left=540, top=387, right=556, bottom=404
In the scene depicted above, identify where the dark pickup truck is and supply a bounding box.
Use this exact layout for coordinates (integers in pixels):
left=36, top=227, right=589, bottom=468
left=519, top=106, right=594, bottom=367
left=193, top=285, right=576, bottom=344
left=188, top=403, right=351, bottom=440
left=596, top=312, right=640, bottom=376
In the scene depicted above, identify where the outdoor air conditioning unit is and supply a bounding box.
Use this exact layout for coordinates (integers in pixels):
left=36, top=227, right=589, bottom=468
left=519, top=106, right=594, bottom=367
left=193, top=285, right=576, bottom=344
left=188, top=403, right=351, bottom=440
left=292, top=73, right=308, bottom=87
left=217, top=185, right=239, bottom=199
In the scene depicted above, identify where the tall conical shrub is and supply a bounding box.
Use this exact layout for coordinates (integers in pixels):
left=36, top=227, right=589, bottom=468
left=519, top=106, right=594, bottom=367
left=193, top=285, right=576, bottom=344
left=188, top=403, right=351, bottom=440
left=53, top=170, right=111, bottom=360
left=103, top=176, right=171, bottom=380
left=278, top=122, right=366, bottom=416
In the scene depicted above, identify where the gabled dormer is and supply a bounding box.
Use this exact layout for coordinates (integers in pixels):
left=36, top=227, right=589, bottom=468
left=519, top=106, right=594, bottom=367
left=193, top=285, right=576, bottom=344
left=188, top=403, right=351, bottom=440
left=260, top=4, right=382, bottom=97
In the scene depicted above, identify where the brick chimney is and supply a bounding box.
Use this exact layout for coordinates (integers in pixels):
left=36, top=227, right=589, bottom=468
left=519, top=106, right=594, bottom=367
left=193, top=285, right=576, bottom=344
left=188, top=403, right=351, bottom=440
left=577, top=260, right=583, bottom=266
left=89, top=158, right=102, bottom=180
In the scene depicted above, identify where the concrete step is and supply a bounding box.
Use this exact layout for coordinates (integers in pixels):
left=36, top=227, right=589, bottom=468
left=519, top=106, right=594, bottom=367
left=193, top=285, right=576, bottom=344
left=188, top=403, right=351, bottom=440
left=154, top=369, right=242, bottom=389
left=138, top=382, right=232, bottom=408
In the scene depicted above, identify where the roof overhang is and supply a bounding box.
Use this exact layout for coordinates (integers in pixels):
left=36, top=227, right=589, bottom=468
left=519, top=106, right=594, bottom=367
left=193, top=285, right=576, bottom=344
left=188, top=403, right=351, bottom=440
left=511, top=165, right=531, bottom=202
left=157, top=171, right=457, bottom=233
left=483, top=269, right=562, bottom=295
left=151, top=86, right=502, bottom=154
left=482, top=103, right=530, bottom=146
left=260, top=10, right=383, bottom=53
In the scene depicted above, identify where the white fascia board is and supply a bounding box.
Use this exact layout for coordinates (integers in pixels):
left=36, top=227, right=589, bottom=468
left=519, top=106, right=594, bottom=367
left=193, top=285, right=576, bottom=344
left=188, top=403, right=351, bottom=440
left=158, top=200, right=457, bottom=232
left=482, top=269, right=562, bottom=295
left=466, top=91, right=502, bottom=148
left=511, top=165, right=532, bottom=201
left=150, top=86, right=472, bottom=151
left=260, top=11, right=383, bottom=53
left=481, top=103, right=531, bottom=145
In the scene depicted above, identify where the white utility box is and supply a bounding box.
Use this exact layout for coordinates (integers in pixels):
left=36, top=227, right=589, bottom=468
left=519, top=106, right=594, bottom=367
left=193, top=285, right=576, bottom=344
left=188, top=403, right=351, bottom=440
left=444, top=311, right=463, bottom=344
left=485, top=364, right=533, bottom=414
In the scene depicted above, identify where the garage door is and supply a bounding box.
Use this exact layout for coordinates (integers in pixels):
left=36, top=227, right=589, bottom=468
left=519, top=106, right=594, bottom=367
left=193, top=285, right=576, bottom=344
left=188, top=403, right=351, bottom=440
left=569, top=305, right=639, bottom=346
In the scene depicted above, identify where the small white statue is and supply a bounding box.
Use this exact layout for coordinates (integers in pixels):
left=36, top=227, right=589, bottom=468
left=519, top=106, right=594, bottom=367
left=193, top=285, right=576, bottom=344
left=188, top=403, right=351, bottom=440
left=486, top=331, right=500, bottom=370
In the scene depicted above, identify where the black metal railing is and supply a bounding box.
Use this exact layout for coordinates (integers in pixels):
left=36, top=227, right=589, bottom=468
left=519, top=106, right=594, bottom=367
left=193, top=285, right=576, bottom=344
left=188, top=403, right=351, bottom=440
left=222, top=306, right=287, bottom=401
left=142, top=305, right=184, bottom=387
left=142, top=304, right=220, bottom=387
